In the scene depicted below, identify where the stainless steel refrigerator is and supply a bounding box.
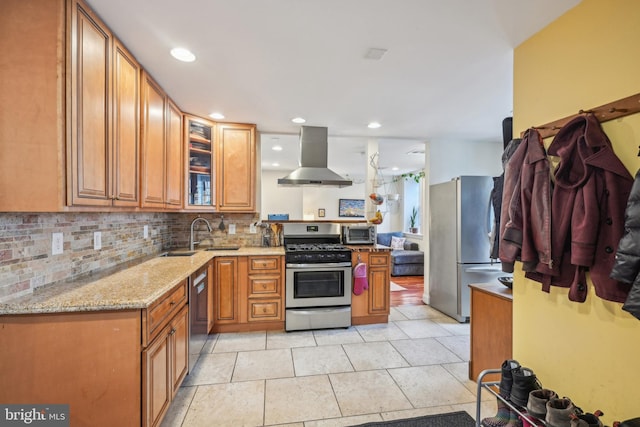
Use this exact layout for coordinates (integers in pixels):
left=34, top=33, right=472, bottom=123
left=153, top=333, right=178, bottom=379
left=429, top=176, right=507, bottom=322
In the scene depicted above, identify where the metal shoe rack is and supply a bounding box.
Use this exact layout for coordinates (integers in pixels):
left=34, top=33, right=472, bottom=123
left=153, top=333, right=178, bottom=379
left=476, top=369, right=546, bottom=427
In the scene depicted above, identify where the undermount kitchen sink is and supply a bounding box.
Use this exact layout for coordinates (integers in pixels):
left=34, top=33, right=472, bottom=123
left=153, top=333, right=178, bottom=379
left=204, top=246, right=240, bottom=251
left=158, top=251, right=197, bottom=257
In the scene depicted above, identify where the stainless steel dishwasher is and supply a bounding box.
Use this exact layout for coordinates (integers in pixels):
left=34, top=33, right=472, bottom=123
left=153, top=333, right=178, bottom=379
left=188, top=264, right=209, bottom=372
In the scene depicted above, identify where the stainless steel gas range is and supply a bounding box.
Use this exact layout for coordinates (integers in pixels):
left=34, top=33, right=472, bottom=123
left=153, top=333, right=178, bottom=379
left=283, top=223, right=352, bottom=331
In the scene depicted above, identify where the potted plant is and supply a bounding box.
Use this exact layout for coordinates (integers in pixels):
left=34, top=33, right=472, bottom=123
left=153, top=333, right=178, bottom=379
left=409, top=206, right=419, bottom=233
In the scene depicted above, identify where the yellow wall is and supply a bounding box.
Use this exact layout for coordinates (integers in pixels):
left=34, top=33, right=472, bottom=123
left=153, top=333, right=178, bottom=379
left=513, top=0, right=640, bottom=422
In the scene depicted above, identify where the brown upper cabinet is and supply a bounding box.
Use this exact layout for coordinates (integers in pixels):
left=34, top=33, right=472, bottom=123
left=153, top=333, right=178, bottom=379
left=217, top=123, right=257, bottom=212
left=68, top=2, right=140, bottom=208
left=0, top=0, right=81, bottom=211
left=0, top=0, right=255, bottom=213
left=140, top=72, right=183, bottom=210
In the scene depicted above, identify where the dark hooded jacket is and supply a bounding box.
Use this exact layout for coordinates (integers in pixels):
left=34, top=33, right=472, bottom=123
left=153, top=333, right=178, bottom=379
left=527, top=114, right=633, bottom=303
left=610, top=168, right=640, bottom=319
left=489, top=137, right=522, bottom=260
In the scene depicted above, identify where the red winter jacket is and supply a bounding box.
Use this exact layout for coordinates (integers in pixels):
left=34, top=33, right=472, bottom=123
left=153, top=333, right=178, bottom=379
left=527, top=114, right=633, bottom=303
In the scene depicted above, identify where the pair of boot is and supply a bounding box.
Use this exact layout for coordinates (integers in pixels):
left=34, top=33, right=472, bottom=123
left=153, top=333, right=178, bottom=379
left=498, top=359, right=542, bottom=407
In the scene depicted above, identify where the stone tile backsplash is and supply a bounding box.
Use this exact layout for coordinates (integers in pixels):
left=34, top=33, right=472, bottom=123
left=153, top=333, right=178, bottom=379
left=0, top=212, right=262, bottom=302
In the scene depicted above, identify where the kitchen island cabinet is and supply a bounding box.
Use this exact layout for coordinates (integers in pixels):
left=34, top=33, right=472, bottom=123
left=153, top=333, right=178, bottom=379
left=351, top=248, right=391, bottom=325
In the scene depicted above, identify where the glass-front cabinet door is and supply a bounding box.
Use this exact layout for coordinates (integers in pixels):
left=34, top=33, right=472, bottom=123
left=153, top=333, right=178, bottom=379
left=184, top=116, right=216, bottom=209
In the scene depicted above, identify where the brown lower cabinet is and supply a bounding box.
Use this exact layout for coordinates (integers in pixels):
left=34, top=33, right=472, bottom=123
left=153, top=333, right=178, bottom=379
left=143, top=305, right=189, bottom=427
left=212, top=255, right=285, bottom=333
left=351, top=250, right=391, bottom=325
left=0, top=280, right=189, bottom=427
left=468, top=282, right=513, bottom=382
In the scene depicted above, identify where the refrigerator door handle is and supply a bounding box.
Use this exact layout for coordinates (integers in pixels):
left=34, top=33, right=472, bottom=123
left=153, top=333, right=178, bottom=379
left=464, top=266, right=504, bottom=273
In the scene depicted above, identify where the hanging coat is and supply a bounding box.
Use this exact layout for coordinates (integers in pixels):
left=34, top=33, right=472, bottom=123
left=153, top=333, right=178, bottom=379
left=527, top=114, right=633, bottom=303
left=610, top=169, right=640, bottom=319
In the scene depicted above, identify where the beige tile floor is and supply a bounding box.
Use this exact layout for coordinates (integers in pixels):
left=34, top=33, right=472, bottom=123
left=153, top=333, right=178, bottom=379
left=161, top=304, right=498, bottom=427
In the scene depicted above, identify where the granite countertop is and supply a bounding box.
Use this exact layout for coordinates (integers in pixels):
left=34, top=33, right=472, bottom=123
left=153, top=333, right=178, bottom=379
left=0, top=247, right=284, bottom=316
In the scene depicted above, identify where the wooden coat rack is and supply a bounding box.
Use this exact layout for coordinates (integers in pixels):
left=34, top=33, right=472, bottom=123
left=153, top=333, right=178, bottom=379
left=529, top=92, right=640, bottom=140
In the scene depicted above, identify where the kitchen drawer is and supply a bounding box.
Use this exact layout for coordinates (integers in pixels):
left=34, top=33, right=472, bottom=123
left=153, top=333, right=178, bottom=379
left=369, top=253, right=389, bottom=266
left=247, top=298, right=282, bottom=321
left=248, top=276, right=280, bottom=297
left=144, top=279, right=188, bottom=345
left=248, top=256, right=280, bottom=273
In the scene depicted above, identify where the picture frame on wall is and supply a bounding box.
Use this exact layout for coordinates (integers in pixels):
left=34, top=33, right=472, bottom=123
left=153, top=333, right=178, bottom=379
left=338, top=199, right=365, bottom=217
left=318, top=208, right=325, bottom=217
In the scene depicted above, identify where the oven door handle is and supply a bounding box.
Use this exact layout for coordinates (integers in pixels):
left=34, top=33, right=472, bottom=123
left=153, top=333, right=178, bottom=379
left=286, top=262, right=352, bottom=268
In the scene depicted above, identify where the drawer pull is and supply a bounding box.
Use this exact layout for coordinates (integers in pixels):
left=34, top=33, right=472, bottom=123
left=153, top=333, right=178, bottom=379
left=262, top=284, right=267, bottom=289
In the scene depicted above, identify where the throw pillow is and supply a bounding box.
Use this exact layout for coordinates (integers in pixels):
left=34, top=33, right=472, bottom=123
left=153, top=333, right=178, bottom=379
left=390, top=236, right=406, bottom=250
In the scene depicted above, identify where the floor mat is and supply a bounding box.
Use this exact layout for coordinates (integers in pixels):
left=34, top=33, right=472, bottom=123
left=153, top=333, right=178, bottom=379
left=349, top=411, right=475, bottom=427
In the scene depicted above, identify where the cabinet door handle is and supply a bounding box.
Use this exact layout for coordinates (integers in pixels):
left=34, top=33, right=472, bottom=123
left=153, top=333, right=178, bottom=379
left=169, top=328, right=176, bottom=335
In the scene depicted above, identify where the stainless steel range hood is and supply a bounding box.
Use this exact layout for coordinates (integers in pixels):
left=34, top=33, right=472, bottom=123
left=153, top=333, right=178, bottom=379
left=278, top=126, right=352, bottom=187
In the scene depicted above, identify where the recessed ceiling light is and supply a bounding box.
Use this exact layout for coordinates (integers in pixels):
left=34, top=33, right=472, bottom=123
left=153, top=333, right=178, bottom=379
left=209, top=112, right=225, bottom=119
left=272, top=145, right=283, bottom=151
left=170, top=47, right=196, bottom=62
left=368, top=122, right=382, bottom=129
left=392, top=166, right=399, bottom=171
left=292, top=117, right=306, bottom=124
left=272, top=162, right=280, bottom=167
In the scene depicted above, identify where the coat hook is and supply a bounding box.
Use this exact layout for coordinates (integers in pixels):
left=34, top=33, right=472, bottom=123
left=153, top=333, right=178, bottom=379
left=608, top=107, right=628, bottom=113
left=637, top=145, right=640, bottom=157
left=578, top=109, right=593, bottom=114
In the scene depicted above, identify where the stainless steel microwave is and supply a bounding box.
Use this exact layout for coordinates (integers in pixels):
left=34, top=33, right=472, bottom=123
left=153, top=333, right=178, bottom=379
left=341, top=225, right=376, bottom=245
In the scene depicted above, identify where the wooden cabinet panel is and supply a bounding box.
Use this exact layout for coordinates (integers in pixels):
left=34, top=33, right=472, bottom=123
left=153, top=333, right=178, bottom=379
left=248, top=276, right=279, bottom=297
left=369, top=264, right=390, bottom=314
left=112, top=39, right=139, bottom=206
left=351, top=251, right=391, bottom=324
left=0, top=310, right=141, bottom=426
left=0, top=0, right=65, bottom=211
left=249, top=256, right=280, bottom=272
left=140, top=72, right=166, bottom=208
left=143, top=300, right=188, bottom=427
left=469, top=283, right=513, bottom=382
left=144, top=279, right=187, bottom=346
left=68, top=1, right=140, bottom=208
left=248, top=299, right=281, bottom=321
left=217, top=123, right=256, bottom=211
left=143, top=327, right=170, bottom=427
left=214, top=257, right=238, bottom=324
left=165, top=99, right=183, bottom=207
left=170, top=305, right=189, bottom=397
left=69, top=0, right=111, bottom=206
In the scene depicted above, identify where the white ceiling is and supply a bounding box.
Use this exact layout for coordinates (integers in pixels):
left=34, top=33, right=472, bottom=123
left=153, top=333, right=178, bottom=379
left=86, top=0, right=580, bottom=176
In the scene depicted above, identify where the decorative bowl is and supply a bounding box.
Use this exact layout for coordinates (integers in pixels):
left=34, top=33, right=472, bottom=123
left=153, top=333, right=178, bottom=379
left=497, top=276, right=513, bottom=289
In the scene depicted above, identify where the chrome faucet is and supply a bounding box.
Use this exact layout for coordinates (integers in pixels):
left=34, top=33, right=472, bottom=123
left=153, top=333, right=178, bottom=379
left=190, top=217, right=212, bottom=251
